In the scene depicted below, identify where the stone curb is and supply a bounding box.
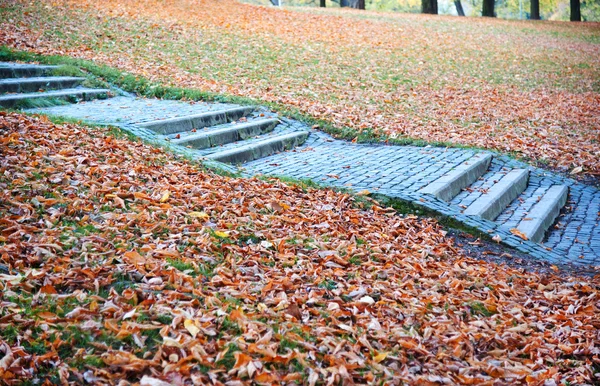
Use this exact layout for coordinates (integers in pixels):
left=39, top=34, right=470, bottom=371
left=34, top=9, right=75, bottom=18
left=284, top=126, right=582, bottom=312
left=0, top=87, right=109, bottom=108
left=420, top=153, right=492, bottom=201
left=0, top=63, right=58, bottom=79
left=517, top=185, right=569, bottom=243
left=171, top=118, right=279, bottom=149
left=0, top=76, right=85, bottom=94
left=138, top=106, right=255, bottom=135
left=206, top=131, right=309, bottom=164
left=464, top=169, right=529, bottom=220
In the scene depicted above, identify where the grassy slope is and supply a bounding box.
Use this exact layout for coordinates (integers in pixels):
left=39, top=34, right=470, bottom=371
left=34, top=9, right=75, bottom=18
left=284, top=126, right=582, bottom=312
left=0, top=112, right=598, bottom=385
left=0, top=0, right=599, bottom=179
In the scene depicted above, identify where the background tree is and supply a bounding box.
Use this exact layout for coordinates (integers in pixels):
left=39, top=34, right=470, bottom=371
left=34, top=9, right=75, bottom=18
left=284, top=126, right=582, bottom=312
left=571, top=0, right=581, bottom=20
left=482, top=0, right=495, bottom=16
left=422, top=0, right=438, bottom=13
left=320, top=0, right=326, bottom=6
left=531, top=0, right=540, bottom=19
left=455, top=0, right=466, bottom=15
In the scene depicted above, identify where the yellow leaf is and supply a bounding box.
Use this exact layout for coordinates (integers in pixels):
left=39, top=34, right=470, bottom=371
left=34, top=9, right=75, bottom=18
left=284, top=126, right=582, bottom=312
left=184, top=319, right=200, bottom=338
left=188, top=211, right=209, bottom=219
left=373, top=352, right=388, bottom=363
left=570, top=166, right=583, bottom=175
left=159, top=191, right=170, bottom=203
left=356, top=190, right=370, bottom=196
left=162, top=336, right=183, bottom=347
left=509, top=228, right=528, bottom=241
left=214, top=231, right=229, bottom=238
left=508, top=324, right=529, bottom=333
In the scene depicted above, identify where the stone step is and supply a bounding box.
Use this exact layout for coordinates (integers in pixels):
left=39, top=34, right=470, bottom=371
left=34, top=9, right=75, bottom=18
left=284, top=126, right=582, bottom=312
left=0, top=76, right=85, bottom=94
left=138, top=106, right=255, bottom=135
left=420, top=153, right=492, bottom=201
left=463, top=168, right=529, bottom=221
left=0, top=63, right=59, bottom=79
left=515, top=185, right=569, bottom=243
left=0, top=88, right=110, bottom=108
left=205, top=131, right=309, bottom=164
left=171, top=118, right=279, bottom=149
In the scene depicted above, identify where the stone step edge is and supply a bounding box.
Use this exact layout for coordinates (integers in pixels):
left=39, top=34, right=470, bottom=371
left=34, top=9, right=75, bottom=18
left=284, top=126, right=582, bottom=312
left=0, top=64, right=60, bottom=79
left=0, top=76, right=86, bottom=93
left=516, top=185, right=569, bottom=243
left=138, top=106, right=255, bottom=135
left=0, top=88, right=110, bottom=108
left=463, top=168, right=529, bottom=221
left=205, top=131, right=309, bottom=164
left=171, top=118, right=280, bottom=149
left=399, top=191, right=568, bottom=265
left=419, top=153, right=493, bottom=201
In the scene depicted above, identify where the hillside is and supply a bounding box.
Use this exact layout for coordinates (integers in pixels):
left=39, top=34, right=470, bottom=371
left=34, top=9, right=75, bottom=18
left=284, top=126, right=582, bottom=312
left=0, top=112, right=598, bottom=384
left=1, top=0, right=599, bottom=179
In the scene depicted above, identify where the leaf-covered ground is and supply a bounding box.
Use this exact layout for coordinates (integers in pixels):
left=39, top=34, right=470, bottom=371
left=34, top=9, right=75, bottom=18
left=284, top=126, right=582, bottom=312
left=1, top=0, right=599, bottom=179
left=1, top=112, right=599, bottom=384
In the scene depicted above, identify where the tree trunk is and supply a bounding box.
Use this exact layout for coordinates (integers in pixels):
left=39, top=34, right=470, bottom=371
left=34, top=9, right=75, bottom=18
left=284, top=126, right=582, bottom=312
left=530, top=0, right=540, bottom=19
left=340, top=0, right=348, bottom=7
left=570, top=0, right=581, bottom=21
left=482, top=0, right=495, bottom=17
left=422, top=0, right=438, bottom=14
left=454, top=0, right=465, bottom=16
left=320, top=0, right=326, bottom=7
left=357, top=0, right=365, bottom=9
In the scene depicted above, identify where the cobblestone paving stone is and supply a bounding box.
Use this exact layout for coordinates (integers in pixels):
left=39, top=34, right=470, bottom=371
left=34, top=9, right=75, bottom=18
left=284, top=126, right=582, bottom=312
left=243, top=126, right=600, bottom=267
left=31, top=95, right=239, bottom=124
left=30, top=97, right=600, bottom=267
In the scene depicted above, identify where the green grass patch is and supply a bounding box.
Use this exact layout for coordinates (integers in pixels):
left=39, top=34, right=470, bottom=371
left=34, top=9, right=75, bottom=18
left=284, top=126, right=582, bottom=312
left=0, top=46, right=491, bottom=154
left=215, top=343, right=240, bottom=370
left=370, top=193, right=494, bottom=241
left=469, top=301, right=497, bottom=317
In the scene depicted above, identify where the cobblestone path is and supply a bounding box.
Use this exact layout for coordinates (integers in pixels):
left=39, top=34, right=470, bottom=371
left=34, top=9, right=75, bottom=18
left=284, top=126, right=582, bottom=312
left=6, top=61, right=597, bottom=267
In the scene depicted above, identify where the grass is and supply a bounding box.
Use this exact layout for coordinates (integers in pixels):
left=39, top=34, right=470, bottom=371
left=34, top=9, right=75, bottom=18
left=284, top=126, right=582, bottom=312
left=370, top=193, right=495, bottom=241
left=0, top=45, right=532, bottom=154
left=3, top=42, right=594, bottom=181
left=0, top=46, right=256, bottom=106
left=215, top=343, right=240, bottom=370
left=2, top=0, right=595, bottom=176
left=2, top=109, right=598, bottom=384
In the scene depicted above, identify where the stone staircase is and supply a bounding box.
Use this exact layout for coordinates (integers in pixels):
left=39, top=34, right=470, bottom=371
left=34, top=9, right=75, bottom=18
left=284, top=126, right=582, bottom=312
left=6, top=61, right=598, bottom=266
left=0, top=62, right=310, bottom=164
left=138, top=106, right=310, bottom=164
left=243, top=133, right=599, bottom=266
left=418, top=153, right=569, bottom=244
left=0, top=62, right=110, bottom=108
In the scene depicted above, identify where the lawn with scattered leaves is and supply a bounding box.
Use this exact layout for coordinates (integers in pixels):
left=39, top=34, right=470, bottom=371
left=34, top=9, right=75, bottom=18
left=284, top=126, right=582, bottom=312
left=0, top=112, right=599, bottom=384
left=0, top=0, right=599, bottom=179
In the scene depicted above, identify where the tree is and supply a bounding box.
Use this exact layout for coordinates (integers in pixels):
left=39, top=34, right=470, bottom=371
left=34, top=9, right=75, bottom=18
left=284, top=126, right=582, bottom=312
left=570, top=0, right=581, bottom=21
left=531, top=0, right=540, bottom=19
left=340, top=0, right=365, bottom=9
left=422, top=0, right=438, bottom=14
left=454, top=0, right=465, bottom=16
left=482, top=0, right=495, bottom=17
left=320, top=0, right=326, bottom=7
